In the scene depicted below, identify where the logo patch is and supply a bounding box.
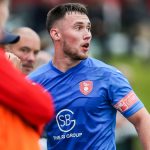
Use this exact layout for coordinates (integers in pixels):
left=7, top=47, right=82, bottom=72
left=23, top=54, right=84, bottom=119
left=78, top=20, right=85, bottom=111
left=114, top=91, right=138, bottom=112
left=79, top=80, right=93, bottom=95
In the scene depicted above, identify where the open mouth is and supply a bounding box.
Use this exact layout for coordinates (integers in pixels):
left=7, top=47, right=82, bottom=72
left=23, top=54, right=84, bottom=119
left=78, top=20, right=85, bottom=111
left=81, top=43, right=89, bottom=52
left=82, top=43, right=89, bottom=48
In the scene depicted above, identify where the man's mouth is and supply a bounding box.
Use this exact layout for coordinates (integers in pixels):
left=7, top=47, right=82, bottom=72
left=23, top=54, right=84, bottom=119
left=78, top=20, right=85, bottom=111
left=81, top=43, right=89, bottom=51
left=22, top=64, right=33, bottom=70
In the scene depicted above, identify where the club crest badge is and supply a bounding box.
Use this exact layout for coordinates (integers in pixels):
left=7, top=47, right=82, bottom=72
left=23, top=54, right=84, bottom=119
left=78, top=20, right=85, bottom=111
left=79, top=81, right=93, bottom=95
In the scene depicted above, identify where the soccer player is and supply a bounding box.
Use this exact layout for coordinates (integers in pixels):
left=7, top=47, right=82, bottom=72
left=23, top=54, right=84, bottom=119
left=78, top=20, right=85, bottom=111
left=28, top=3, right=150, bottom=150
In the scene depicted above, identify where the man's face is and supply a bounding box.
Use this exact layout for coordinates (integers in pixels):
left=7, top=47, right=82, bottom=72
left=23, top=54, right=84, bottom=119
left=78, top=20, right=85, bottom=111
left=57, top=12, right=92, bottom=60
left=9, top=34, right=40, bottom=75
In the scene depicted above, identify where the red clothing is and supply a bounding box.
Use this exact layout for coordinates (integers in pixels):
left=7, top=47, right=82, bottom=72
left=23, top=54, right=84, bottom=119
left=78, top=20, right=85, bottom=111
left=0, top=48, right=55, bottom=149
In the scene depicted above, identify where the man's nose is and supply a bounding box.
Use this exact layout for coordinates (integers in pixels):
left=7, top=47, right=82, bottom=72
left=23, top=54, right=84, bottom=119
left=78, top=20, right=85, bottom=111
left=27, top=53, right=35, bottom=62
left=83, top=31, right=92, bottom=41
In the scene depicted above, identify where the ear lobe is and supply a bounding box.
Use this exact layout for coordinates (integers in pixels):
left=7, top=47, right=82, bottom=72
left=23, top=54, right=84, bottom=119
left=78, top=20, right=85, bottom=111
left=50, top=28, right=61, bottom=41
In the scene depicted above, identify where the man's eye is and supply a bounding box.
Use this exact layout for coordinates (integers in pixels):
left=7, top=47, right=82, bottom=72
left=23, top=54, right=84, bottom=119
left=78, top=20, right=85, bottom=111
left=20, top=49, right=27, bottom=52
left=34, top=51, right=39, bottom=56
left=87, top=27, right=91, bottom=32
left=76, top=26, right=81, bottom=30
left=20, top=48, right=29, bottom=53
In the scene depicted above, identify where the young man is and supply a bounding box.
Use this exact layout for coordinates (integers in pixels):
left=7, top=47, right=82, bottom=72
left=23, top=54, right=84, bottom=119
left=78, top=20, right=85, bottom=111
left=6, top=27, right=41, bottom=75
left=28, top=3, right=150, bottom=150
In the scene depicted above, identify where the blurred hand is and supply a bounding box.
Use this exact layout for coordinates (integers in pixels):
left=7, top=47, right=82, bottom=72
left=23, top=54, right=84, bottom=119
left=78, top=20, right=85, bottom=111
left=5, top=52, right=22, bottom=70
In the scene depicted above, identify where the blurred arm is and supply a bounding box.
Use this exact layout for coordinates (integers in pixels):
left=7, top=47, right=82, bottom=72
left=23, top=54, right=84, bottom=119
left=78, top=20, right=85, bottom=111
left=0, top=49, right=55, bottom=133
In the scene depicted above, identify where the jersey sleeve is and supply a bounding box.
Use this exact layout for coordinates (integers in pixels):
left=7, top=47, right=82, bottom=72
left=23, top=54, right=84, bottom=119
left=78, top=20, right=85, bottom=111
left=0, top=50, right=55, bottom=134
left=108, top=70, right=144, bottom=118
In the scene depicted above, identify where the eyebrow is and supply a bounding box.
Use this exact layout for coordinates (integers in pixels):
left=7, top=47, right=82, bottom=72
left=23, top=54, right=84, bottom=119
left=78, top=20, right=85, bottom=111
left=20, top=47, right=40, bottom=52
left=20, top=46, right=31, bottom=50
left=74, top=21, right=91, bottom=26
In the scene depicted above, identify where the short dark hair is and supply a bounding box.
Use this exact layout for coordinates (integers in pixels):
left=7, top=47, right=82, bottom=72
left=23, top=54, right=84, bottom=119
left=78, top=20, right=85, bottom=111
left=46, top=3, right=88, bottom=32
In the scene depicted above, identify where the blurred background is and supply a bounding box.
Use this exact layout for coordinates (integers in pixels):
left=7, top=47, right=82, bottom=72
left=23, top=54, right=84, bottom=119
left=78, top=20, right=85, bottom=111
left=6, top=0, right=150, bottom=149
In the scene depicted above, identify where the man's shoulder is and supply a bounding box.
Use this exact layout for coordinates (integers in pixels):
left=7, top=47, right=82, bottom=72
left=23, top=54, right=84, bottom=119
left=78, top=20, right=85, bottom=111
left=86, top=57, right=118, bottom=73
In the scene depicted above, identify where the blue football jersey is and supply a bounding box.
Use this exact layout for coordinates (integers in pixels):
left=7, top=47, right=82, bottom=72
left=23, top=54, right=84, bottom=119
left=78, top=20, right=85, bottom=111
left=28, top=57, right=143, bottom=150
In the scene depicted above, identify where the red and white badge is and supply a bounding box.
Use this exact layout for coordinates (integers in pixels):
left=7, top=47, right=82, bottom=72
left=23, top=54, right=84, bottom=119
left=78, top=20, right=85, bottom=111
left=79, top=80, right=93, bottom=95
left=114, top=91, right=138, bottom=112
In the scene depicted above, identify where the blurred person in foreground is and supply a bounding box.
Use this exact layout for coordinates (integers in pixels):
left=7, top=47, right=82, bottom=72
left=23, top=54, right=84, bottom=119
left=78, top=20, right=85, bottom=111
left=5, top=27, right=41, bottom=75
left=0, top=0, right=55, bottom=150
left=0, top=35, right=55, bottom=150
left=28, top=3, right=150, bottom=150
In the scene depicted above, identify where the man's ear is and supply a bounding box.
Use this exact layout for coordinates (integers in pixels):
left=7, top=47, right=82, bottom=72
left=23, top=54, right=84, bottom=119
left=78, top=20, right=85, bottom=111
left=50, top=28, right=61, bottom=41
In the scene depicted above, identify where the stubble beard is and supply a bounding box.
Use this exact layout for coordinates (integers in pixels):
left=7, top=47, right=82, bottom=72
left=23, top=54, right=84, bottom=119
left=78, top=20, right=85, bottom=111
left=63, top=41, right=88, bottom=61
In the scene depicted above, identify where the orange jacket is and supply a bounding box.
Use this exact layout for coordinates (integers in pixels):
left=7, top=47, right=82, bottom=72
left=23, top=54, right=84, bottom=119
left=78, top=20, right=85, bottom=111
left=0, top=106, right=40, bottom=150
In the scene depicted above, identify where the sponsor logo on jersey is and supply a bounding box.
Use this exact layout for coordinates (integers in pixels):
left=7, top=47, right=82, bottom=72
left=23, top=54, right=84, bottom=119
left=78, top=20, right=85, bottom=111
left=56, top=109, right=76, bottom=132
left=79, top=80, right=93, bottom=95
left=54, top=109, right=83, bottom=141
left=114, top=91, right=138, bottom=112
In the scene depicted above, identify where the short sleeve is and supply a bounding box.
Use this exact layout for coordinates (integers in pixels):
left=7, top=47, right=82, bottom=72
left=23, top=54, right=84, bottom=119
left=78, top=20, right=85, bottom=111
left=108, top=70, right=144, bottom=118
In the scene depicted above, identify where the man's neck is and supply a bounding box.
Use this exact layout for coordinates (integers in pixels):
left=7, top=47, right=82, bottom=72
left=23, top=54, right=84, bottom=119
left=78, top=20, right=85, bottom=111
left=52, top=57, right=81, bottom=73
